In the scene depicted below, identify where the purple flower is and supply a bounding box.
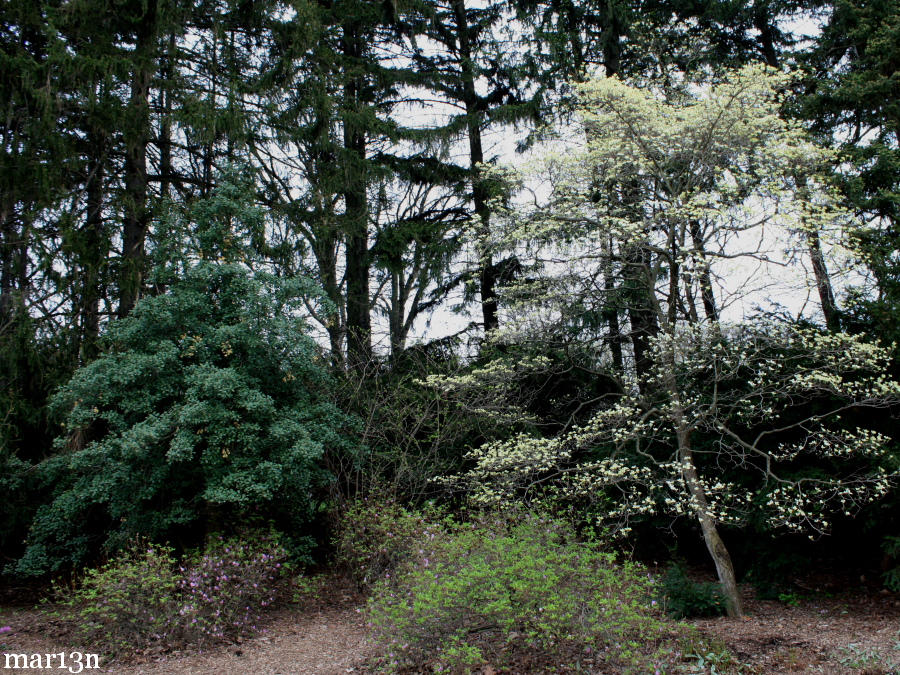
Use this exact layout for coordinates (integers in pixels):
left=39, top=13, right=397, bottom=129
left=0, top=626, right=12, bottom=634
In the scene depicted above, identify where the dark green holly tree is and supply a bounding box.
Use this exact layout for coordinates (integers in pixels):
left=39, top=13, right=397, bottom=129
left=14, top=175, right=357, bottom=576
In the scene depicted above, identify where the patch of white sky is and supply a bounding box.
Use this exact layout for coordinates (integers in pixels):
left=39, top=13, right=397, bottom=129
left=359, top=1, right=543, bottom=352
left=252, top=2, right=856, bottom=355
left=394, top=5, right=872, bottom=351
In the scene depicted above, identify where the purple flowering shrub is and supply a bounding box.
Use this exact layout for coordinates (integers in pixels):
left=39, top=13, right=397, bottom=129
left=367, top=512, right=675, bottom=673
left=177, top=532, right=287, bottom=643
left=334, top=497, right=442, bottom=590
left=66, top=532, right=287, bottom=656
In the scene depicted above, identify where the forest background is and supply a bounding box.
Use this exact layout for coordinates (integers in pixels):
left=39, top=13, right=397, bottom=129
left=1, top=0, right=900, bottom=644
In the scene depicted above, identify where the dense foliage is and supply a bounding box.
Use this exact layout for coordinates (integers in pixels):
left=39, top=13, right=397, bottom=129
left=366, top=511, right=673, bottom=673
left=12, top=182, right=354, bottom=576
left=660, top=564, right=727, bottom=619
left=334, top=497, right=440, bottom=591
left=0, top=0, right=898, bottom=651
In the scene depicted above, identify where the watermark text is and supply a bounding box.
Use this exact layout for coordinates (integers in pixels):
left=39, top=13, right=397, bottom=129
left=3, top=652, right=100, bottom=673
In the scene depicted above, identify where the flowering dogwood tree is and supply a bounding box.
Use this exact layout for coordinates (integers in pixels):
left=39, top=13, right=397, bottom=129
left=451, top=324, right=898, bottom=616
left=442, top=66, right=900, bottom=617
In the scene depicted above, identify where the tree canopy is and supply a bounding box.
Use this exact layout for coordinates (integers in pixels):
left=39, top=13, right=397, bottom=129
left=1, top=0, right=898, bottom=609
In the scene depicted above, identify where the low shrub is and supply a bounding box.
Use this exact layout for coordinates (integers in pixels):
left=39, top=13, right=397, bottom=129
left=660, top=563, right=727, bottom=619
left=64, top=531, right=287, bottom=656
left=366, top=512, right=671, bottom=673
left=63, top=542, right=181, bottom=656
left=177, top=532, right=288, bottom=643
left=334, top=497, right=439, bottom=590
left=740, top=542, right=807, bottom=600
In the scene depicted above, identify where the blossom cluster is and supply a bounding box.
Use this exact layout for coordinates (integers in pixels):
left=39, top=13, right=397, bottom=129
left=444, top=322, right=899, bottom=540
left=176, top=534, right=286, bottom=643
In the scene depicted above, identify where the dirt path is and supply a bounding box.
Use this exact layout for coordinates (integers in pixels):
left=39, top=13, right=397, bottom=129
left=113, top=604, right=371, bottom=675
left=1, top=594, right=372, bottom=675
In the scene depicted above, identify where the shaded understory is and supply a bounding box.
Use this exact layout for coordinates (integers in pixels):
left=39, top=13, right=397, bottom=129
left=1, top=574, right=898, bottom=674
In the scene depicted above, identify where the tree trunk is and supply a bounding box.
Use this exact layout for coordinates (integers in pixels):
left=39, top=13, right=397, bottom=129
left=80, top=130, right=106, bottom=361
left=341, top=20, right=372, bottom=368
left=677, top=427, right=743, bottom=617
left=158, top=33, right=175, bottom=200
left=202, top=27, right=216, bottom=197
left=601, top=13, right=656, bottom=389
left=389, top=272, right=405, bottom=359
left=0, top=201, right=16, bottom=330
left=603, top=264, right=624, bottom=373
left=753, top=6, right=780, bottom=69
left=808, top=229, right=840, bottom=331
left=623, top=243, right=659, bottom=394
left=120, top=6, right=157, bottom=318
left=314, top=231, right=345, bottom=366
left=690, top=221, right=718, bottom=322
left=451, top=0, right=497, bottom=333
left=796, top=176, right=839, bottom=332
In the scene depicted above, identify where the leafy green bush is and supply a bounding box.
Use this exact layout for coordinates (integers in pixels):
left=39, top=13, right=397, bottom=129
left=63, top=542, right=181, bottom=656
left=334, top=497, right=439, bottom=590
left=64, top=532, right=288, bottom=656
left=367, top=512, right=670, bottom=673
left=13, top=179, right=356, bottom=577
left=660, top=563, right=727, bottom=619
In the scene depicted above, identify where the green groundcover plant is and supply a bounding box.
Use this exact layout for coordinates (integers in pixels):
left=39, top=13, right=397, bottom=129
left=366, top=511, right=675, bottom=673
left=659, top=563, right=727, bottom=619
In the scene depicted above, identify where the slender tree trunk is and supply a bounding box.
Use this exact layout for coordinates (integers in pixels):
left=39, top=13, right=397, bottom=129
left=796, top=177, right=840, bottom=332
left=0, top=202, right=31, bottom=428
left=120, top=7, right=157, bottom=318
left=753, top=15, right=837, bottom=332
left=623, top=243, right=659, bottom=394
left=663, top=336, right=741, bottom=616
left=604, top=270, right=624, bottom=373
left=599, top=228, right=625, bottom=375
left=81, top=131, right=105, bottom=361
left=808, top=229, right=840, bottom=331
left=159, top=33, right=175, bottom=200
left=668, top=242, right=680, bottom=326
left=389, top=272, right=405, bottom=359
left=599, top=35, right=661, bottom=387
left=341, top=20, right=371, bottom=368
left=314, top=232, right=345, bottom=366
left=592, top=28, right=625, bottom=371
left=676, top=423, right=743, bottom=617
left=0, top=201, right=16, bottom=329
left=202, top=27, right=217, bottom=197
left=683, top=274, right=699, bottom=323
left=690, top=221, right=718, bottom=322
left=451, top=0, right=497, bottom=333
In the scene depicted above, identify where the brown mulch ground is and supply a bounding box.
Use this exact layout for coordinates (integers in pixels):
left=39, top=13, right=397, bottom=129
left=0, top=577, right=372, bottom=675
left=2, top=578, right=898, bottom=674
left=690, top=586, right=900, bottom=674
